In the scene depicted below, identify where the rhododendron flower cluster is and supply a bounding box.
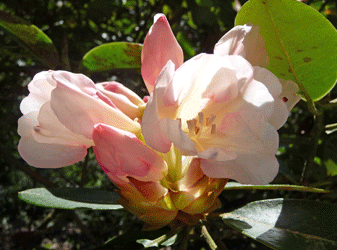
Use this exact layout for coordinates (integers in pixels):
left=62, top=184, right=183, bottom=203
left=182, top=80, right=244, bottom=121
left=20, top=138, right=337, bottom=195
left=17, top=13, right=300, bottom=228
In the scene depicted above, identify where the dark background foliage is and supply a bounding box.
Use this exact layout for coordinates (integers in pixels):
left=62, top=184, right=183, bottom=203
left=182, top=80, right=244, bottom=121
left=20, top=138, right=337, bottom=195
left=0, top=0, right=337, bottom=249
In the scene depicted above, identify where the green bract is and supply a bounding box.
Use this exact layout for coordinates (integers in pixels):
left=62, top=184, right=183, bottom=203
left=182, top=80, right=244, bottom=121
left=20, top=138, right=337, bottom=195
left=235, top=0, right=337, bottom=101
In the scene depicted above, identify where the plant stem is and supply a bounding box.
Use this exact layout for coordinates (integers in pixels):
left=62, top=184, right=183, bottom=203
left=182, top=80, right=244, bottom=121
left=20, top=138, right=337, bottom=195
left=202, top=221, right=229, bottom=250
left=201, top=225, right=217, bottom=250
left=178, top=225, right=191, bottom=250
left=301, top=109, right=324, bottom=185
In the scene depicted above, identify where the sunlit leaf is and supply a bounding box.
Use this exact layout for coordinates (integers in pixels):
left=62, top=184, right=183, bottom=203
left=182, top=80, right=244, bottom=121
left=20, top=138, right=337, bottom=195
left=18, top=188, right=123, bottom=210
left=0, top=10, right=59, bottom=68
left=81, top=42, right=142, bottom=72
left=235, top=0, right=337, bottom=101
left=223, top=182, right=329, bottom=193
left=222, top=198, right=337, bottom=250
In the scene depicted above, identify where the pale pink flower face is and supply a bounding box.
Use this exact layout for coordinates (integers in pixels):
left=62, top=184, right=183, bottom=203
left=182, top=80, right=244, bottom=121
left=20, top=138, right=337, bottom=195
left=18, top=71, right=140, bottom=168
left=140, top=14, right=301, bottom=184
left=142, top=54, right=282, bottom=184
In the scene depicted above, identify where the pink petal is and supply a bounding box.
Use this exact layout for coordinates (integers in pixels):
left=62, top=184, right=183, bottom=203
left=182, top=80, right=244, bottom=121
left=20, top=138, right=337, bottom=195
left=214, top=25, right=249, bottom=56
left=239, top=78, right=275, bottom=123
left=18, top=111, right=39, bottom=137
left=253, top=67, right=282, bottom=98
left=141, top=13, right=183, bottom=94
left=214, top=24, right=269, bottom=67
left=200, top=152, right=279, bottom=184
left=34, top=102, right=93, bottom=146
left=98, top=81, right=144, bottom=106
left=18, top=135, right=88, bottom=168
left=268, top=99, right=289, bottom=130
left=50, top=77, right=140, bottom=139
left=20, top=71, right=56, bottom=114
left=142, top=61, right=176, bottom=153
left=218, top=113, right=279, bottom=154
left=96, top=82, right=143, bottom=119
left=92, top=123, right=167, bottom=182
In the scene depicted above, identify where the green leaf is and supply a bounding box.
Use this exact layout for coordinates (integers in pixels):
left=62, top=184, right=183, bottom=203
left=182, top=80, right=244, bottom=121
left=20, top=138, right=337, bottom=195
left=221, top=198, right=337, bottom=250
left=177, top=32, right=196, bottom=57
left=18, top=188, right=123, bottom=210
left=235, top=0, right=337, bottom=101
left=324, top=159, right=337, bottom=177
left=81, top=42, right=142, bottom=72
left=0, top=10, right=59, bottom=68
left=223, top=182, right=329, bottom=193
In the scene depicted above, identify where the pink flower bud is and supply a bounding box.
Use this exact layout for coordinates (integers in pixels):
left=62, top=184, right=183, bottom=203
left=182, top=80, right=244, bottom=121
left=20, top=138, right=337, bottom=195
left=141, top=13, right=184, bottom=94
left=96, top=81, right=145, bottom=120
left=18, top=70, right=140, bottom=168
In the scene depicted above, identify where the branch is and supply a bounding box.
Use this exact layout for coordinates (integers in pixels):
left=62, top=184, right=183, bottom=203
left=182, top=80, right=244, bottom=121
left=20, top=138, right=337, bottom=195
left=301, top=108, right=324, bottom=185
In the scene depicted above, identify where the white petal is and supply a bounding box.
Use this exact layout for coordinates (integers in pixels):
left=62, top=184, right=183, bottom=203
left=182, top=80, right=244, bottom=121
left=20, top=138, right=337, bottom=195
left=214, top=25, right=249, bottom=56
left=218, top=113, right=279, bottom=154
left=51, top=80, right=140, bottom=139
left=18, top=135, right=88, bottom=168
left=253, top=66, right=282, bottom=98
left=159, top=118, right=197, bottom=155
left=35, top=102, right=94, bottom=146
left=268, top=99, right=289, bottom=130
left=200, top=152, right=279, bottom=184
left=18, top=111, right=39, bottom=137
left=20, top=71, right=56, bottom=114
left=142, top=61, right=176, bottom=153
left=198, top=148, right=237, bottom=162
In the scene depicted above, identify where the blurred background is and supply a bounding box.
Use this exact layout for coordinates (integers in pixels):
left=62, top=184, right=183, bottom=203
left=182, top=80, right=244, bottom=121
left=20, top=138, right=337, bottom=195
left=1, top=0, right=337, bottom=249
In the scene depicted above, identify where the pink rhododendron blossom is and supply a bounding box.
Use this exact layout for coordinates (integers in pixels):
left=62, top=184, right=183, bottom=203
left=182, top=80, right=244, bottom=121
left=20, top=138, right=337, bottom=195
left=141, top=13, right=183, bottom=94
left=142, top=53, right=283, bottom=184
left=140, top=14, right=301, bottom=184
left=18, top=70, right=140, bottom=168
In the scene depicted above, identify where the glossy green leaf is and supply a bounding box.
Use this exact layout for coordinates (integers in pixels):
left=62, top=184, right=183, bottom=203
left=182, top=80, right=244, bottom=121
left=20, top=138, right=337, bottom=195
left=81, top=42, right=142, bottom=72
left=235, top=0, right=337, bottom=101
left=18, top=188, right=123, bottom=210
left=0, top=10, right=59, bottom=68
left=221, top=198, right=337, bottom=250
left=223, top=182, right=329, bottom=193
